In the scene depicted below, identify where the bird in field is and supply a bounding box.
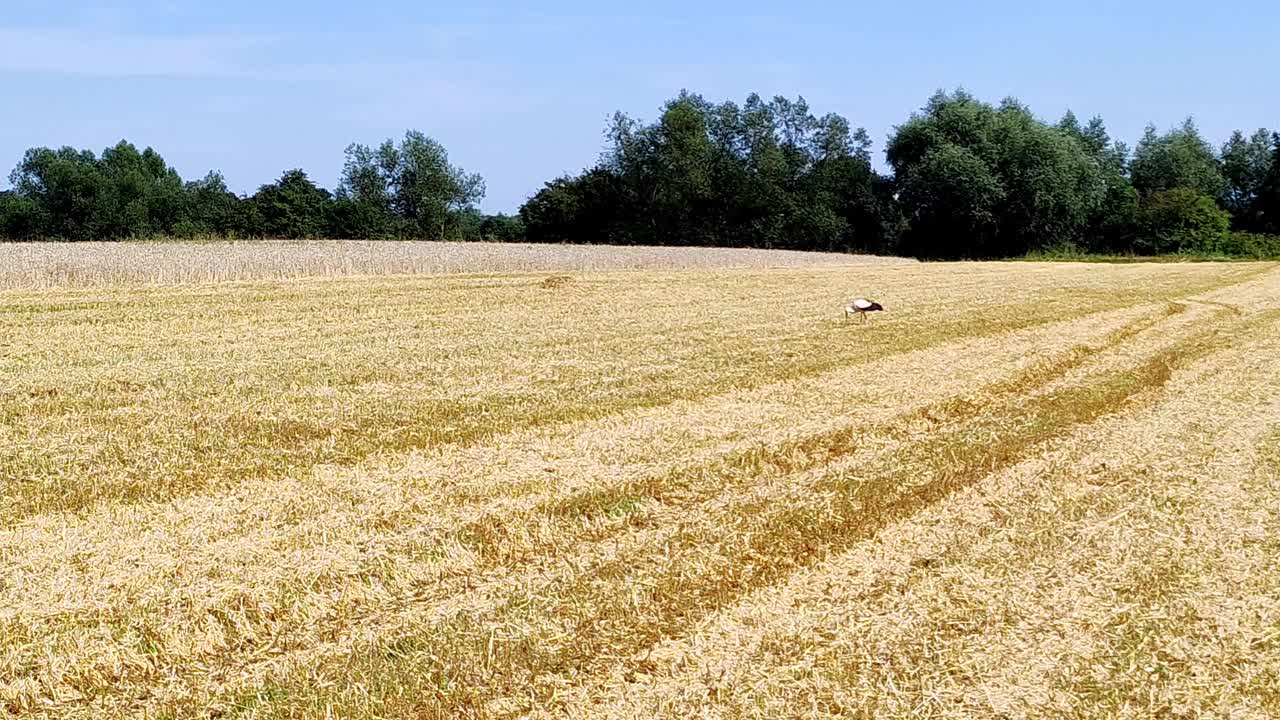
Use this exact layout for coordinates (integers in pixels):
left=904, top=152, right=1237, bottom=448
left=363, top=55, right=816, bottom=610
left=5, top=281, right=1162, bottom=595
left=845, top=297, right=884, bottom=323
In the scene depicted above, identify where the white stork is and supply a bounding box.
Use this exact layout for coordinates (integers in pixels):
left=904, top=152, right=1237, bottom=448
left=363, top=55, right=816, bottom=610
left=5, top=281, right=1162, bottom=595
left=845, top=297, right=884, bottom=323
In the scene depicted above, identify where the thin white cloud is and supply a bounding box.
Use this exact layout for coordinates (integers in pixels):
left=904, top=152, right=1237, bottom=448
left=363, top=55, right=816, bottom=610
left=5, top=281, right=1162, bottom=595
left=0, top=26, right=272, bottom=77
left=0, top=22, right=569, bottom=80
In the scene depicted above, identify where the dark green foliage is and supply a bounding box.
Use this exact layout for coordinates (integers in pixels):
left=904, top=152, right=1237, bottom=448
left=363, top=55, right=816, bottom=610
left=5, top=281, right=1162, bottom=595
left=7, top=141, right=197, bottom=239
left=5, top=141, right=245, bottom=240
left=332, top=141, right=395, bottom=238
left=520, top=170, right=625, bottom=245
left=478, top=213, right=525, bottom=242
left=0, top=92, right=1274, bottom=259
left=520, top=177, right=584, bottom=243
left=1, top=131, right=489, bottom=242
left=887, top=91, right=1107, bottom=258
left=0, top=191, right=42, bottom=240
left=1220, top=231, right=1280, bottom=259
left=99, top=142, right=186, bottom=238
left=338, top=131, right=485, bottom=240
left=1057, top=112, right=1136, bottom=252
left=895, top=143, right=1004, bottom=257
left=1219, top=128, right=1273, bottom=229
left=244, top=170, right=332, bottom=239
left=1132, top=188, right=1230, bottom=254
left=1089, top=180, right=1141, bottom=253
left=11, top=146, right=110, bottom=239
left=452, top=208, right=485, bottom=240
left=1256, top=134, right=1280, bottom=235
left=1130, top=119, right=1225, bottom=199
left=327, top=195, right=397, bottom=239
left=176, top=172, right=241, bottom=237
left=519, top=92, right=896, bottom=252
left=396, top=132, right=486, bottom=239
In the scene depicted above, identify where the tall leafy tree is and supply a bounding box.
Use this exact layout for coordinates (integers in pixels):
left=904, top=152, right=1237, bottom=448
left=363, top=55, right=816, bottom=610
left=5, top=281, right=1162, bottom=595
left=338, top=130, right=485, bottom=239
left=97, top=141, right=186, bottom=237
left=0, top=190, right=42, bottom=239
left=1220, top=128, right=1274, bottom=230
left=245, top=169, right=332, bottom=238
left=392, top=131, right=485, bottom=239
left=9, top=146, right=108, bottom=239
left=1256, top=133, right=1280, bottom=235
left=178, top=171, right=241, bottom=236
left=1058, top=112, right=1136, bottom=251
left=7, top=141, right=187, bottom=239
left=333, top=141, right=398, bottom=238
left=520, top=176, right=587, bottom=243
left=895, top=143, right=1004, bottom=257
left=887, top=91, right=1106, bottom=257
left=520, top=170, right=620, bottom=244
left=1130, top=119, right=1225, bottom=199
left=521, top=91, right=892, bottom=251
left=652, top=95, right=716, bottom=244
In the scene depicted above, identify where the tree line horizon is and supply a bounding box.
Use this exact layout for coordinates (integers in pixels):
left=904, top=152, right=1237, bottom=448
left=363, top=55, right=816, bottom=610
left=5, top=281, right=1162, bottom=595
left=2, top=88, right=1278, bottom=259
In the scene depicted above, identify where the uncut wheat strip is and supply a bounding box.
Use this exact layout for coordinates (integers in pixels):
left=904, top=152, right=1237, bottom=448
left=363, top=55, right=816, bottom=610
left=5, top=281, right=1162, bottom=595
left=0, top=254, right=1256, bottom=310
left=165, top=300, right=1253, bottom=715
left=0, top=241, right=909, bottom=290
left=0, top=303, right=1178, bottom=712
left=561, top=317, right=1280, bottom=719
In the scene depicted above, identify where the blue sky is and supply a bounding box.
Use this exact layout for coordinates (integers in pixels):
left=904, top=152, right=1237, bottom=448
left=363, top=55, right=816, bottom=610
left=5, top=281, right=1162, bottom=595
left=2, top=1, right=1277, bottom=212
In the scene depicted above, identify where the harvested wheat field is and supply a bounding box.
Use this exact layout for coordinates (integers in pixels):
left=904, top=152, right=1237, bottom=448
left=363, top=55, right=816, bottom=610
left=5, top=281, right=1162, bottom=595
left=2, top=254, right=1280, bottom=719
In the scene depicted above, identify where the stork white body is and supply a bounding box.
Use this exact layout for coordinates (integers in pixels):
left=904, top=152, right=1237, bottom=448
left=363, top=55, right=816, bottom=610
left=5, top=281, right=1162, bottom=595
left=845, top=297, right=884, bottom=323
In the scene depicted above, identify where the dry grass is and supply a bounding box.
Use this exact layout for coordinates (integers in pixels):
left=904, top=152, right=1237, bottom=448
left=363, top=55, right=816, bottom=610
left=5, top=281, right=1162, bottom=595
left=0, top=240, right=910, bottom=290
left=540, top=275, right=576, bottom=290
left=1, top=254, right=1278, bottom=719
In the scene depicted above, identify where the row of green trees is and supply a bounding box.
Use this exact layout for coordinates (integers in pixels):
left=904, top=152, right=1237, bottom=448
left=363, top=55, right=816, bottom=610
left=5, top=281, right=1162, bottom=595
left=521, top=90, right=1280, bottom=258
left=520, top=93, right=898, bottom=252
left=3, top=89, right=1278, bottom=257
left=0, top=132, right=524, bottom=242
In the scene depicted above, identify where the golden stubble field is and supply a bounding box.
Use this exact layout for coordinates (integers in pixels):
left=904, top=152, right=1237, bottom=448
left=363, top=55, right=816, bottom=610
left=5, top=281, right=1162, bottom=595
left=1, top=249, right=1279, bottom=719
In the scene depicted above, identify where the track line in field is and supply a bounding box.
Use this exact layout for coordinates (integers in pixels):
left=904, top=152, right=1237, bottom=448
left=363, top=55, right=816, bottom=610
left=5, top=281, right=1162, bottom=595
left=5, top=265, right=1274, bottom=717
left=190, top=304, right=1268, bottom=717
left=567, top=317, right=1280, bottom=719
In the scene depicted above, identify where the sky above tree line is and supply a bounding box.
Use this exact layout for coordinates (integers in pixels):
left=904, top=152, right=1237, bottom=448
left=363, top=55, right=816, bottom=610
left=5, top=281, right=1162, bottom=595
left=2, top=0, right=1277, bottom=212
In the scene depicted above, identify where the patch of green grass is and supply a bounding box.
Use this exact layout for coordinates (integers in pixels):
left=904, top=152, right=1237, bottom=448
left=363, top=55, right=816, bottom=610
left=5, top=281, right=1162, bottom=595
left=1022, top=247, right=1280, bottom=263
